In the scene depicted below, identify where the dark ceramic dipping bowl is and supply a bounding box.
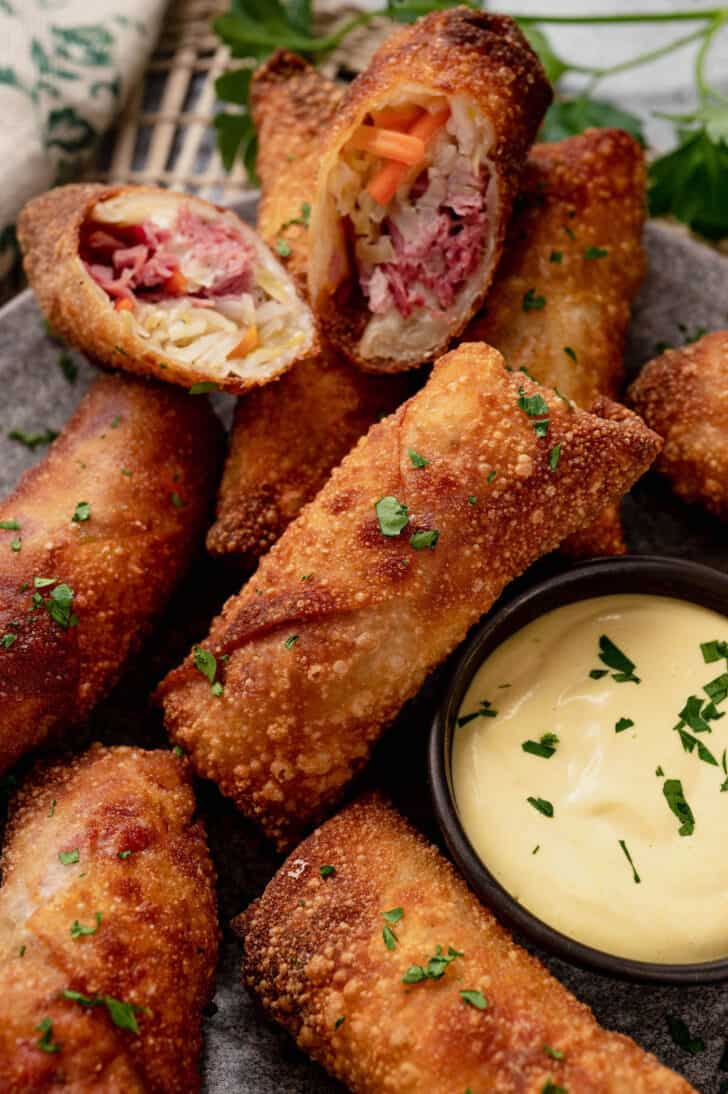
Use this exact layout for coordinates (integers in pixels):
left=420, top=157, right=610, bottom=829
left=429, top=555, right=728, bottom=985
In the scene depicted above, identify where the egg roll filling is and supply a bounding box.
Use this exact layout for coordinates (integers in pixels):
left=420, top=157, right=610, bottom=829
left=81, top=191, right=311, bottom=380
left=327, top=92, right=496, bottom=360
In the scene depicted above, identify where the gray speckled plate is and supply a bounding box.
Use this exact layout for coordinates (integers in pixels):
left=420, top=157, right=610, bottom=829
left=1, top=209, right=727, bottom=1094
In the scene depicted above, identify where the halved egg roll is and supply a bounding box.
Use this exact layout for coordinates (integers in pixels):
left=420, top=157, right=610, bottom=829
left=308, top=8, right=552, bottom=373
left=207, top=52, right=412, bottom=565
left=0, top=373, right=221, bottom=773
left=465, top=127, right=647, bottom=556
left=237, top=795, right=693, bottom=1093
left=158, top=342, right=661, bottom=847
left=0, top=744, right=218, bottom=1093
left=18, top=183, right=316, bottom=393
left=627, top=330, right=728, bottom=521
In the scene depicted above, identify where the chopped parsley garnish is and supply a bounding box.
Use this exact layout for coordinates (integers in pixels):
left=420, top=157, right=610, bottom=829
left=663, top=779, right=694, bottom=837
left=402, top=945, right=463, bottom=984
left=48, top=799, right=56, bottom=817
left=118, top=850, right=134, bottom=859
left=666, top=1013, right=705, bottom=1054
left=522, top=288, right=546, bottom=312
left=542, top=1083, right=567, bottom=1094
left=319, top=864, right=336, bottom=879
left=383, top=925, right=398, bottom=950
left=375, top=495, right=408, bottom=537
left=382, top=907, right=403, bottom=924
left=532, top=845, right=540, bottom=854
left=10, top=537, right=21, bottom=551
left=72, top=501, right=91, bottom=523
left=8, top=428, right=58, bottom=450
left=170, top=491, right=185, bottom=509
left=548, top=444, right=561, bottom=471
left=614, top=717, right=634, bottom=734
left=59, top=849, right=79, bottom=865
left=701, top=639, right=728, bottom=663
left=584, top=245, right=608, bottom=259
left=705, top=673, right=728, bottom=704
left=618, top=839, right=641, bottom=884
left=193, top=646, right=223, bottom=695
left=189, top=381, right=218, bottom=394
left=544, top=1045, right=564, bottom=1060
left=280, top=202, right=311, bottom=229
left=36, top=1017, right=60, bottom=1054
left=527, top=796, right=554, bottom=818
left=563, top=346, right=577, bottom=362
left=19, top=944, right=25, bottom=957
left=533, top=419, right=550, bottom=438
left=522, top=733, right=559, bottom=759
left=58, top=351, right=78, bottom=383
left=517, top=388, right=550, bottom=419
left=549, top=250, right=563, bottom=263
left=172, top=745, right=184, bottom=758
left=487, top=470, right=497, bottom=484
left=275, top=239, right=292, bottom=257
left=61, top=990, right=148, bottom=1034
left=121, top=468, right=132, bottom=477
left=678, top=695, right=711, bottom=733
left=457, top=700, right=497, bottom=727
left=593, top=634, right=640, bottom=683
left=467, top=495, right=478, bottom=505
left=34, top=576, right=56, bottom=588
left=284, top=634, right=299, bottom=649
left=335, top=1016, right=345, bottom=1030
left=589, top=669, right=608, bottom=679
left=0, top=519, right=19, bottom=530
left=111, top=415, right=121, bottom=428
left=70, top=911, right=102, bottom=938
left=408, top=449, right=429, bottom=468
left=656, top=765, right=664, bottom=776
left=460, top=989, right=487, bottom=1010
left=675, top=723, right=718, bottom=765
left=44, top=583, right=78, bottom=628
left=1, top=633, right=17, bottom=649
left=564, top=225, right=575, bottom=240
left=410, top=529, right=439, bottom=551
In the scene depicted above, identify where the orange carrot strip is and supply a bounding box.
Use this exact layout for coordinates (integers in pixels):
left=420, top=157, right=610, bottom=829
left=370, top=105, right=423, bottom=130
left=366, top=105, right=451, bottom=206
left=228, top=326, right=259, bottom=359
left=164, top=270, right=188, bottom=295
left=114, top=297, right=134, bottom=312
left=347, top=126, right=425, bottom=166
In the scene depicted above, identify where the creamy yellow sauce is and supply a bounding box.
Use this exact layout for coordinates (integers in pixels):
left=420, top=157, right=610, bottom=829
left=452, top=594, right=728, bottom=964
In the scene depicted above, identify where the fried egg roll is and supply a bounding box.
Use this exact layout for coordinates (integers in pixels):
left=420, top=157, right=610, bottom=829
left=237, top=794, right=693, bottom=1093
left=0, top=744, right=217, bottom=1093
left=207, top=53, right=412, bottom=565
left=308, top=8, right=552, bottom=373
left=627, top=330, right=728, bottom=521
left=158, top=343, right=660, bottom=847
left=0, top=373, right=221, bottom=773
left=465, top=127, right=647, bottom=557
left=18, top=184, right=315, bottom=394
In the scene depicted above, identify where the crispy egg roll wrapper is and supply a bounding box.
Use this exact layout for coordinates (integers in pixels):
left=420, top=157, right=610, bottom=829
left=308, top=8, right=552, bottom=373
left=466, top=127, right=647, bottom=557
left=0, top=374, right=221, bottom=772
left=627, top=330, right=728, bottom=521
left=18, top=184, right=315, bottom=394
left=237, top=796, right=691, bottom=1094
left=207, top=53, right=413, bottom=565
left=158, top=343, right=660, bottom=846
left=0, top=744, right=218, bottom=1092
left=237, top=795, right=693, bottom=1094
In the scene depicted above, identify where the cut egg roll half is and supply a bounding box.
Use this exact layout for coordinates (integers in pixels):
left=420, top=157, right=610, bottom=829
left=18, top=184, right=316, bottom=393
left=308, top=8, right=552, bottom=373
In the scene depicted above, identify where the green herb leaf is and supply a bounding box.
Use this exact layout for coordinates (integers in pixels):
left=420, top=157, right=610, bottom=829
left=383, top=924, right=398, bottom=950
left=70, top=911, right=102, bottom=939
left=335, top=1016, right=345, bottom=1030
left=527, top=796, right=554, bottom=818
left=522, top=288, right=546, bottom=312
left=517, top=388, right=549, bottom=418
left=517, top=22, right=569, bottom=84
left=0, top=519, right=19, bottom=530
left=618, top=839, right=641, bottom=884
left=408, top=448, right=429, bottom=468
left=188, top=381, right=219, bottom=394
left=541, top=1082, right=568, bottom=1094
left=540, top=96, right=645, bottom=146
left=589, top=669, right=608, bottom=679
left=58, top=350, right=78, bottom=383
left=275, top=239, right=291, bottom=257
left=319, top=864, right=335, bottom=879
left=675, top=727, right=718, bottom=766
left=467, top=495, right=478, bottom=505
left=705, top=673, right=728, bottom=704
left=649, top=128, right=728, bottom=240
left=375, top=496, right=408, bottom=537
left=213, top=111, right=258, bottom=181
left=118, top=850, right=134, bottom=860
left=487, top=470, right=497, bottom=484
left=284, top=634, right=299, bottom=649
left=548, top=444, right=561, bottom=471
left=459, top=989, right=487, bottom=1010
left=549, top=250, right=563, bottom=264
left=701, top=640, right=728, bottom=664
left=1, top=633, right=17, bottom=649
left=584, top=245, right=608, bottom=260
left=522, top=733, right=559, bottom=759
left=563, top=347, right=577, bottom=362
left=8, top=428, right=58, bottom=450
left=170, top=491, right=185, bottom=509
left=382, top=907, right=404, bottom=924
left=663, top=778, right=695, bottom=837
left=679, top=695, right=711, bottom=733
left=544, top=1045, right=564, bottom=1060
left=665, top=1013, right=705, bottom=1054
left=597, top=634, right=640, bottom=683
left=59, top=849, right=79, bottom=865
left=410, top=529, right=439, bottom=551
left=193, top=646, right=217, bottom=685
left=214, top=66, right=252, bottom=106
left=36, top=1016, right=60, bottom=1054
left=72, top=501, right=91, bottom=523
left=615, top=717, right=634, bottom=734
left=46, top=583, right=77, bottom=628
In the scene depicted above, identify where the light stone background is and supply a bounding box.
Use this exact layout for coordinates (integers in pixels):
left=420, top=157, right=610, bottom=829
left=2, top=0, right=728, bottom=1086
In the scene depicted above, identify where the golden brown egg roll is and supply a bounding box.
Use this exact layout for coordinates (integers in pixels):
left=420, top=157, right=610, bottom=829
left=18, top=183, right=315, bottom=394
left=627, top=330, right=728, bottom=521
left=237, top=794, right=693, bottom=1093
left=0, top=744, right=218, bottom=1093
left=465, top=127, right=647, bottom=557
left=207, top=52, right=413, bottom=565
left=158, top=342, right=660, bottom=847
left=0, top=373, right=221, bottom=773
left=308, top=8, right=552, bottom=373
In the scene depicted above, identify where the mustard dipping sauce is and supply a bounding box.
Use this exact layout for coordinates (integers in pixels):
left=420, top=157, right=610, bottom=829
left=452, top=594, right=728, bottom=964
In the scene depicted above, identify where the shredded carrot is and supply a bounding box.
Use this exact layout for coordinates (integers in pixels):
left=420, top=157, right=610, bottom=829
left=114, top=297, right=134, bottom=312
left=228, top=325, right=259, bottom=358
left=347, top=125, right=425, bottom=166
left=366, top=105, right=451, bottom=206
left=370, top=105, right=422, bottom=130
left=164, top=270, right=188, bottom=295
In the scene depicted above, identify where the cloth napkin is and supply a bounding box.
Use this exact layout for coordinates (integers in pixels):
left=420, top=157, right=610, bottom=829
left=0, top=0, right=168, bottom=278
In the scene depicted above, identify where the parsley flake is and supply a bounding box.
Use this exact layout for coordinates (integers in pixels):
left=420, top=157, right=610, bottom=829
left=375, top=496, right=408, bottom=537
left=402, top=945, right=463, bottom=984
left=1, top=633, right=17, bottom=649
left=59, top=849, right=79, bottom=865
left=170, top=491, right=185, bottom=509
left=666, top=1013, right=704, bottom=1054
left=522, top=733, right=559, bottom=759
left=319, top=864, right=335, bottom=879
left=118, top=850, right=134, bottom=860
left=542, top=1082, right=567, bottom=1094
left=58, top=351, right=78, bottom=383
left=0, top=519, right=19, bottom=530
left=72, top=501, right=91, bottom=523
left=517, top=388, right=549, bottom=419
left=663, top=779, right=694, bottom=837
left=335, top=1016, right=345, bottom=1030
left=193, top=646, right=217, bottom=685
left=275, top=239, right=291, bottom=257
left=48, top=799, right=56, bottom=817
left=523, top=288, right=546, bottom=312
left=61, top=990, right=148, bottom=1034
left=544, top=1045, right=564, bottom=1060
left=70, top=911, right=102, bottom=938
left=10, top=538, right=21, bottom=552
left=457, top=700, right=497, bottom=727
left=284, top=634, right=299, bottom=649
left=410, top=529, right=439, bottom=551
left=467, top=495, right=478, bottom=505
left=549, top=250, right=563, bottom=263
left=487, top=470, right=497, bottom=484
left=527, top=796, right=554, bottom=818
left=189, top=381, right=218, bottom=394
left=460, top=989, right=487, bottom=1010
left=701, top=640, right=728, bottom=664
left=584, top=245, right=608, bottom=260
left=594, top=634, right=640, bottom=683
left=548, top=444, right=561, bottom=471
left=615, top=717, right=634, bottom=734
left=618, top=839, right=641, bottom=884
left=563, top=346, right=577, bottom=362
left=8, top=428, right=58, bottom=450
left=36, top=1017, right=60, bottom=1054
left=408, top=449, right=429, bottom=468
left=383, top=925, right=398, bottom=950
